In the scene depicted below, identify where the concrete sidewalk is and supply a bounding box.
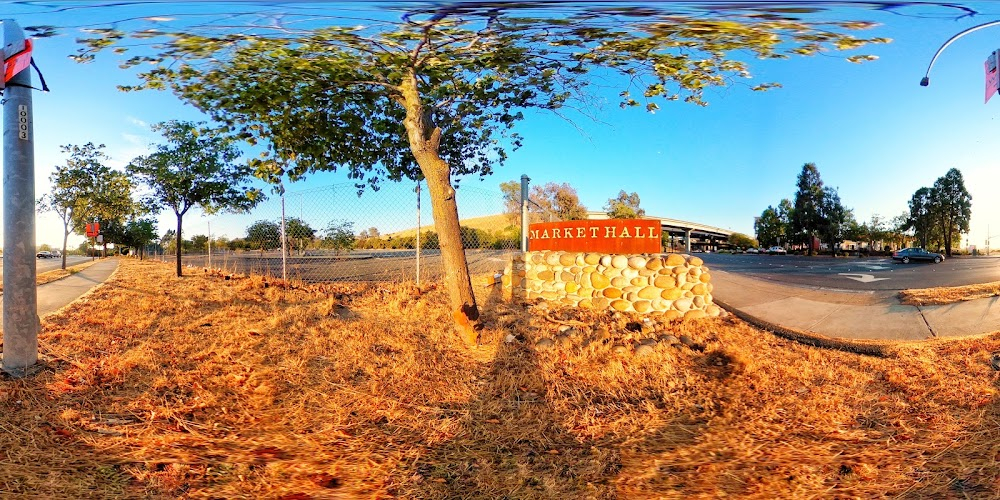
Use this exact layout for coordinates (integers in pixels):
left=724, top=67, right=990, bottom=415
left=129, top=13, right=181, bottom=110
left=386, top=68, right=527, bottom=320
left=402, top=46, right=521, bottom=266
left=0, top=259, right=120, bottom=320
left=710, top=269, right=1000, bottom=341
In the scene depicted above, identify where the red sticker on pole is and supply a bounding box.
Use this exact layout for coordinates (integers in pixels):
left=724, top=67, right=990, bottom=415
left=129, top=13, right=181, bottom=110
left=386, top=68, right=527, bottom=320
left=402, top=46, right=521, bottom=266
left=3, top=39, right=32, bottom=85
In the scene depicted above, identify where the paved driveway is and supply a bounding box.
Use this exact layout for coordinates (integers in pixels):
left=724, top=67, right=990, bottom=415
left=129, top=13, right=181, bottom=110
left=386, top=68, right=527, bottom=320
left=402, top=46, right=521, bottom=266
left=699, top=253, right=1000, bottom=291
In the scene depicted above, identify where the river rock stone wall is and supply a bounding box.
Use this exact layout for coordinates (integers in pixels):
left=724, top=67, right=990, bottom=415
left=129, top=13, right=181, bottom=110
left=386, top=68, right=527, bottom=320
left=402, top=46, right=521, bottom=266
left=503, top=251, right=721, bottom=319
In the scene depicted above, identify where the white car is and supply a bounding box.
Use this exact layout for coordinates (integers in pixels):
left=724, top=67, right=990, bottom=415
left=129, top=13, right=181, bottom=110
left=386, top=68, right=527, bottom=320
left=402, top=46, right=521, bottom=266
left=745, top=247, right=759, bottom=254
left=767, top=246, right=787, bottom=255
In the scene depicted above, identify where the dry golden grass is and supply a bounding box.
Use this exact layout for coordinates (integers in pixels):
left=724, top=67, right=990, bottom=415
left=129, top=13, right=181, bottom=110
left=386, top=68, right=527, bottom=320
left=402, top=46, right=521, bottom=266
left=5, top=259, right=1000, bottom=497
left=387, top=213, right=515, bottom=238
left=35, top=260, right=101, bottom=287
left=900, top=280, right=1000, bottom=306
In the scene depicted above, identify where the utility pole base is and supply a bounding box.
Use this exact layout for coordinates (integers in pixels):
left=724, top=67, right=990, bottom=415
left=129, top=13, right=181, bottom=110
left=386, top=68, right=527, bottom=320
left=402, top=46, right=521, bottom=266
left=1, top=356, right=44, bottom=378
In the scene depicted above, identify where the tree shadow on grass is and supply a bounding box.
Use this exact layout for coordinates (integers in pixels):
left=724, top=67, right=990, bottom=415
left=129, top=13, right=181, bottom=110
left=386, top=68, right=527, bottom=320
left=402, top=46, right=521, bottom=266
left=397, top=337, right=621, bottom=498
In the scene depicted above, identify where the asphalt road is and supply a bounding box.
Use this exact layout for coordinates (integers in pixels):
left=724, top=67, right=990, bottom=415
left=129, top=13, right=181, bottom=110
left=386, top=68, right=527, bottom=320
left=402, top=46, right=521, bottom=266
left=0, top=255, right=91, bottom=273
left=699, top=253, right=1000, bottom=291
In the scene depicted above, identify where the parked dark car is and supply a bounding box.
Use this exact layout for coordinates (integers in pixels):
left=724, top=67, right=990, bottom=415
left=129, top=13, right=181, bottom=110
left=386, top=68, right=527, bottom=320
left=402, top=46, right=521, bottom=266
left=892, top=248, right=943, bottom=264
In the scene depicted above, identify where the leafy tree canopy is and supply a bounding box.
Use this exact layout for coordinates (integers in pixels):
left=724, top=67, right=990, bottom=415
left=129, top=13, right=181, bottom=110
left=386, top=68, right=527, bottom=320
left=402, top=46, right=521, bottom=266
left=247, top=220, right=281, bottom=250
left=604, top=190, right=646, bottom=219
left=727, top=232, right=757, bottom=249
left=76, top=5, right=887, bottom=189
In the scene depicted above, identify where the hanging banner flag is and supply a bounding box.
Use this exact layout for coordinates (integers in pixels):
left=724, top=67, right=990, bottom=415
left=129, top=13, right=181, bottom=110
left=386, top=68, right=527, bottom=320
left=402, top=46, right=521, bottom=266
left=3, top=39, right=33, bottom=87
left=986, top=49, right=999, bottom=103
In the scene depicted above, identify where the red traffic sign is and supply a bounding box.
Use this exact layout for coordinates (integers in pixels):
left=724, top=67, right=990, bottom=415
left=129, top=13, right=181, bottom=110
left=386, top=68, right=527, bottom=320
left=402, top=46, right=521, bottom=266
left=3, top=39, right=32, bottom=86
left=85, top=222, right=100, bottom=238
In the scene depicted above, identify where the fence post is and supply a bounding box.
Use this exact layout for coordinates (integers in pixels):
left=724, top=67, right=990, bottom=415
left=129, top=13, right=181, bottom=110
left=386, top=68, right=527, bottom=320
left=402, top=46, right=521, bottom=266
left=280, top=190, right=287, bottom=281
left=207, top=220, right=212, bottom=270
left=415, top=180, right=421, bottom=286
left=520, top=174, right=530, bottom=252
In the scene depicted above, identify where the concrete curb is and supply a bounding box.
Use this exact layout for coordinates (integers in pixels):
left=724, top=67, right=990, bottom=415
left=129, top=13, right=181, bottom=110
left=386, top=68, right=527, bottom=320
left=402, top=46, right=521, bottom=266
left=713, top=297, right=893, bottom=358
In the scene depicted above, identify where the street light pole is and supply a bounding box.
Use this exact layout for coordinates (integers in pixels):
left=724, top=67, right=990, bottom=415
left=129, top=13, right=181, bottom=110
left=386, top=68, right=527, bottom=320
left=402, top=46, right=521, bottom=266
left=2, top=19, right=38, bottom=376
left=920, top=19, right=1000, bottom=86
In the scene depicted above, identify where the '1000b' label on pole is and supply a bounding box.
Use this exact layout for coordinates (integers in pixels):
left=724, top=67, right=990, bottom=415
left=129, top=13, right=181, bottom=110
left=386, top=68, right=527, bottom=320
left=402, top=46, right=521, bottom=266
left=17, top=105, right=28, bottom=140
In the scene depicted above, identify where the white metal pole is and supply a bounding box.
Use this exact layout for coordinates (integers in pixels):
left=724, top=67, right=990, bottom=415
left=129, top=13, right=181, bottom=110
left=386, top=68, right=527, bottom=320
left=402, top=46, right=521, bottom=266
left=207, top=220, right=212, bottom=270
left=281, top=191, right=287, bottom=281
left=520, top=174, right=530, bottom=252
left=416, top=180, right=421, bottom=286
left=2, top=19, right=38, bottom=376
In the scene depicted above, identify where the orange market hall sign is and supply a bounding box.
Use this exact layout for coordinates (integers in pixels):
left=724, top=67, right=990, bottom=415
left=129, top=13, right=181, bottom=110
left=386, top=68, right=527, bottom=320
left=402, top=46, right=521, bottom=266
left=528, top=219, right=661, bottom=254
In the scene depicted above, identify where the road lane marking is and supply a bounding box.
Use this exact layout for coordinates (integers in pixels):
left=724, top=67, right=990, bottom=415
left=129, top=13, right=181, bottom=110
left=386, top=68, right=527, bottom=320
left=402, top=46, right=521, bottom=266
left=838, top=273, right=890, bottom=283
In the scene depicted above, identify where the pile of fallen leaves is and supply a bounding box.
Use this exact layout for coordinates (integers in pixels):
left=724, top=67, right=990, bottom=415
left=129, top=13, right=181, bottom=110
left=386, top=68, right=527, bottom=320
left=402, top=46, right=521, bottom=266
left=900, top=280, right=1000, bottom=306
left=3, top=258, right=1000, bottom=498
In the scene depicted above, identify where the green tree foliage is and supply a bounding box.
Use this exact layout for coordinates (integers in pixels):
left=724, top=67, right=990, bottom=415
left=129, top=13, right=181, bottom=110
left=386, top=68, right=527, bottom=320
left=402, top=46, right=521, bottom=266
left=817, top=187, right=848, bottom=256
left=604, top=191, right=646, bottom=219
left=907, top=186, right=937, bottom=250
left=81, top=4, right=887, bottom=332
left=124, top=218, right=159, bottom=259
left=189, top=234, right=209, bottom=252
left=160, top=230, right=176, bottom=251
left=887, top=213, right=911, bottom=251
left=499, top=180, right=522, bottom=226
left=127, top=121, right=264, bottom=276
left=323, top=220, right=356, bottom=253
left=754, top=203, right=786, bottom=248
left=791, top=163, right=826, bottom=255
left=858, top=214, right=887, bottom=253
left=285, top=217, right=317, bottom=256
left=501, top=180, right=587, bottom=224
left=727, top=232, right=757, bottom=249
left=421, top=231, right=440, bottom=250
left=38, top=143, right=136, bottom=269
left=931, top=168, right=972, bottom=257
left=532, top=182, right=588, bottom=221
left=247, top=220, right=281, bottom=251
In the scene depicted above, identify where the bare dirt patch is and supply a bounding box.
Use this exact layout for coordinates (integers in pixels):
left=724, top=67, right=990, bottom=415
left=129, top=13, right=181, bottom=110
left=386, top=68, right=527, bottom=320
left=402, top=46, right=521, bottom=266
left=3, top=259, right=1000, bottom=497
left=899, top=280, right=1000, bottom=306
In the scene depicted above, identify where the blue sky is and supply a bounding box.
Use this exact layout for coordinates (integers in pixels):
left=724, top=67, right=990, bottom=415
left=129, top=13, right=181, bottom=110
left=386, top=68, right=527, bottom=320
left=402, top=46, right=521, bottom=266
left=6, top=1, right=1000, bottom=249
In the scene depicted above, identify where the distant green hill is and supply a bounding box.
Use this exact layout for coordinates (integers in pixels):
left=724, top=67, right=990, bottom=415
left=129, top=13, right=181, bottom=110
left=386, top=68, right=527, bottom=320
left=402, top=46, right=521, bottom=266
left=387, top=213, right=516, bottom=238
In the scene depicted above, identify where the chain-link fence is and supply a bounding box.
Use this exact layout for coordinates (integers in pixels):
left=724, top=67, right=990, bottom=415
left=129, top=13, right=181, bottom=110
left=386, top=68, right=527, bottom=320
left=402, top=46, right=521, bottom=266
left=149, top=180, right=522, bottom=283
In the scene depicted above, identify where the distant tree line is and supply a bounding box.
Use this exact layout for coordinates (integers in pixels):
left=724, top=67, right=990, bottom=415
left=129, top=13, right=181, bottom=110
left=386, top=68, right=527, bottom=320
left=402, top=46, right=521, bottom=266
left=755, top=164, right=971, bottom=257
left=903, top=168, right=971, bottom=257
left=39, top=121, right=263, bottom=276
left=500, top=178, right=656, bottom=224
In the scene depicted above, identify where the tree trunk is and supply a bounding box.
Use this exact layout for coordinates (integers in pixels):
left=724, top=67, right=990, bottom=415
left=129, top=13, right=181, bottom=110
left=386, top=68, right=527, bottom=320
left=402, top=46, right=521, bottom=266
left=61, top=228, right=69, bottom=270
left=400, top=74, right=479, bottom=344
left=175, top=212, right=184, bottom=277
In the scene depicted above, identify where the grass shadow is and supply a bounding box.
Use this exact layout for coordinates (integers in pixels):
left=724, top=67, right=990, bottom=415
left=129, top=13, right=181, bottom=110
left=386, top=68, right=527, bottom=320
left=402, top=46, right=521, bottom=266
left=396, top=334, right=619, bottom=498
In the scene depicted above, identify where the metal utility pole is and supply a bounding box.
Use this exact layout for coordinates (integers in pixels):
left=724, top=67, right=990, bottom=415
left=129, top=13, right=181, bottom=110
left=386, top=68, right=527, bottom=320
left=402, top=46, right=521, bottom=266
left=2, top=20, right=38, bottom=376
left=520, top=174, right=530, bottom=251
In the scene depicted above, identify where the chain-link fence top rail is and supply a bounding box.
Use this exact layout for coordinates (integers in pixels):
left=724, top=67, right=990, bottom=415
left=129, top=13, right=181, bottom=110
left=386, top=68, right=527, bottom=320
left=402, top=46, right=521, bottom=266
left=159, top=181, right=520, bottom=283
